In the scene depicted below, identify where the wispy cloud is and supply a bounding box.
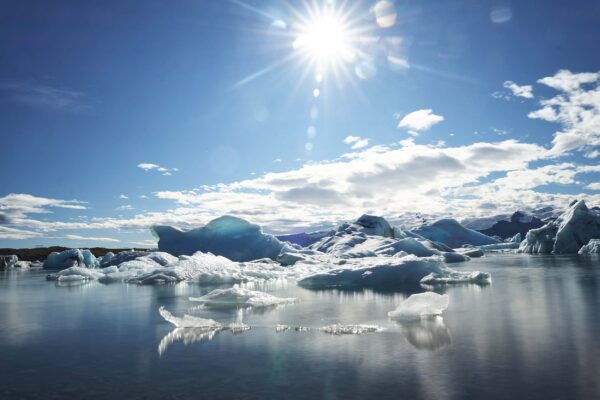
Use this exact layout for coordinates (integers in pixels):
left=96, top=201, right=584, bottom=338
left=503, top=80, right=534, bottom=99
left=0, top=81, right=91, bottom=111
left=64, top=234, right=119, bottom=243
left=137, top=163, right=178, bottom=176
left=119, top=194, right=129, bottom=199
left=116, top=204, right=134, bottom=211
left=0, top=226, right=43, bottom=240
left=397, top=109, right=444, bottom=133
left=343, top=136, right=370, bottom=149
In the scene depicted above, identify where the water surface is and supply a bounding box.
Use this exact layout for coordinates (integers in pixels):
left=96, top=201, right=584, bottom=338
left=1, top=254, right=599, bottom=399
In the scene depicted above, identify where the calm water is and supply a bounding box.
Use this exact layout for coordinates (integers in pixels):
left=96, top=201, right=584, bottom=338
left=1, top=254, right=599, bottom=400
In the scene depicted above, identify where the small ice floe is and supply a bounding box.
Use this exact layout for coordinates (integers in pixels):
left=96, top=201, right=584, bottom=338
left=158, top=306, right=251, bottom=355
left=189, top=286, right=297, bottom=309
left=276, top=324, right=290, bottom=332
left=319, top=324, right=385, bottom=335
left=388, top=292, right=449, bottom=321
left=46, top=266, right=105, bottom=282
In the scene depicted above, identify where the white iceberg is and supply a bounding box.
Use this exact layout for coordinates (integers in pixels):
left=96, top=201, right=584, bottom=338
left=412, top=219, right=500, bottom=247
left=519, top=200, right=600, bottom=254
left=46, top=266, right=106, bottom=282
left=0, top=255, right=18, bottom=269
left=578, top=239, right=600, bottom=254
left=159, top=306, right=222, bottom=329
left=152, top=215, right=284, bottom=261
left=388, top=292, right=449, bottom=320
left=189, top=286, right=297, bottom=308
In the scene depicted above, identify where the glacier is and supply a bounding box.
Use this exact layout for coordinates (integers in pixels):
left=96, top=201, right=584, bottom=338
left=388, top=292, right=449, bottom=320
left=519, top=200, right=600, bottom=254
left=152, top=215, right=284, bottom=261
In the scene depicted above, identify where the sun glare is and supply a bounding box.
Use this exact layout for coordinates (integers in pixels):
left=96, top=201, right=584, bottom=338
left=293, top=8, right=357, bottom=75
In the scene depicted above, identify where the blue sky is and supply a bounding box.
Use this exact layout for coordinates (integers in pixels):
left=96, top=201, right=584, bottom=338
left=1, top=0, right=600, bottom=248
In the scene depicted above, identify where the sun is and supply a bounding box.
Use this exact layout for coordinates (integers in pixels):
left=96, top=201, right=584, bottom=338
left=292, top=5, right=358, bottom=76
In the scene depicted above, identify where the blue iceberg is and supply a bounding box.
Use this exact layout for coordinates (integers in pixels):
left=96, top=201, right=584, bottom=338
left=152, top=215, right=285, bottom=262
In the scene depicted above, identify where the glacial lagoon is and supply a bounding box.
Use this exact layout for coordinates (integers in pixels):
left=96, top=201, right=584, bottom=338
left=1, top=253, right=599, bottom=400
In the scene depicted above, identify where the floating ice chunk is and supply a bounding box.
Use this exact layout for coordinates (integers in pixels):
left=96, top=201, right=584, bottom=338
left=442, top=252, right=470, bottom=263
left=579, top=239, right=600, bottom=254
left=320, top=324, right=385, bottom=335
left=158, top=306, right=222, bottom=329
left=420, top=270, right=491, bottom=285
left=46, top=266, right=106, bottom=282
left=15, top=261, right=31, bottom=269
left=190, top=286, right=297, bottom=309
left=157, top=307, right=251, bottom=355
left=0, top=255, right=18, bottom=269
left=520, top=200, right=600, bottom=254
left=81, top=250, right=99, bottom=268
left=297, top=255, right=488, bottom=289
left=152, top=215, right=284, bottom=261
left=479, top=242, right=520, bottom=251
left=454, top=247, right=484, bottom=258
left=412, top=219, right=500, bottom=247
left=388, top=292, right=449, bottom=320
left=276, top=324, right=290, bottom=332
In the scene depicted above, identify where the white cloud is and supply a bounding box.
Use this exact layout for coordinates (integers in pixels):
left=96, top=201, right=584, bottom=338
left=119, top=194, right=128, bottom=199
left=397, top=109, right=444, bottom=131
left=0, top=226, right=42, bottom=240
left=586, top=183, right=600, bottom=191
left=528, top=69, right=600, bottom=156
left=503, top=81, right=534, bottom=99
left=343, top=136, right=370, bottom=149
left=137, top=163, right=178, bottom=175
left=584, top=149, right=600, bottom=159
left=116, top=204, right=134, bottom=211
left=64, top=234, right=119, bottom=243
left=0, top=193, right=86, bottom=221
left=272, top=158, right=282, bottom=163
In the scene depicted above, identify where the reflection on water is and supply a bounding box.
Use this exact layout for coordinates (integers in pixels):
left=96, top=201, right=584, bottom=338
left=159, top=325, right=250, bottom=356
left=397, top=316, right=452, bottom=350
left=1, top=254, right=600, bottom=400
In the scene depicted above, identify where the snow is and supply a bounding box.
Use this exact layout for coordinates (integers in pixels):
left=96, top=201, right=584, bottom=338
left=578, top=239, right=600, bottom=254
left=43, top=249, right=97, bottom=270
left=519, top=200, right=600, bottom=254
left=189, top=286, right=297, bottom=308
left=388, top=292, right=449, bottom=320
left=297, top=255, right=488, bottom=289
left=152, top=215, right=284, bottom=261
left=412, top=219, right=500, bottom=247
left=46, top=266, right=105, bottom=282
left=0, top=255, right=18, bottom=269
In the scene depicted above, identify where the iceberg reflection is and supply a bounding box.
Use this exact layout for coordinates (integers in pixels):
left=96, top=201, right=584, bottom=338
left=397, top=316, right=451, bottom=350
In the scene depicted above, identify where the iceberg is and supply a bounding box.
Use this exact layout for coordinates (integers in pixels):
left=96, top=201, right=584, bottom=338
left=189, top=286, right=297, bottom=308
left=412, top=219, right=500, bottom=247
left=43, top=249, right=98, bottom=270
left=46, top=266, right=105, bottom=282
left=0, top=255, right=18, bottom=269
left=276, top=230, right=334, bottom=247
left=297, top=255, right=489, bottom=289
left=388, top=292, right=449, bottom=320
left=578, top=239, right=600, bottom=254
left=159, top=306, right=222, bottom=329
left=152, top=215, right=284, bottom=261
left=519, top=200, right=600, bottom=254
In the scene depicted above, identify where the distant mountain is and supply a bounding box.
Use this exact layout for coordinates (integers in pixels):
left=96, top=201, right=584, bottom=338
left=479, top=211, right=546, bottom=240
